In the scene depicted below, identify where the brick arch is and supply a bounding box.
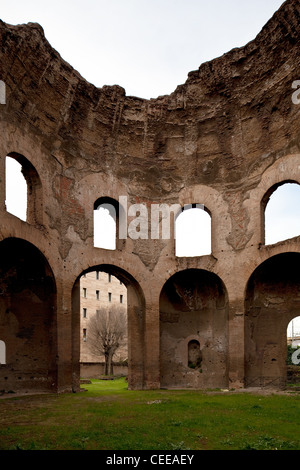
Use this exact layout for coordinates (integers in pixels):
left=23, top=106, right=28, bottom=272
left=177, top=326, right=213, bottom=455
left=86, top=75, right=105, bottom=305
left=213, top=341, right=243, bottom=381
left=72, top=263, right=146, bottom=390
left=6, top=152, right=43, bottom=226
left=93, top=196, right=127, bottom=251
left=262, top=180, right=300, bottom=245
left=178, top=184, right=232, bottom=255
left=0, top=237, right=57, bottom=392
left=175, top=204, right=212, bottom=257
left=159, top=268, right=229, bottom=389
left=246, top=153, right=300, bottom=247
left=245, top=252, right=300, bottom=388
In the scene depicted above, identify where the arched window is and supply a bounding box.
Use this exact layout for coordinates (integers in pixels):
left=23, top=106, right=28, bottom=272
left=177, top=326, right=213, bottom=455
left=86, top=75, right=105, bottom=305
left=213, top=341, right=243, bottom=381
left=175, top=205, right=211, bottom=257
left=0, top=340, right=6, bottom=365
left=5, top=153, right=43, bottom=225
left=264, top=182, right=300, bottom=245
left=5, top=156, right=27, bottom=221
left=93, top=198, right=118, bottom=250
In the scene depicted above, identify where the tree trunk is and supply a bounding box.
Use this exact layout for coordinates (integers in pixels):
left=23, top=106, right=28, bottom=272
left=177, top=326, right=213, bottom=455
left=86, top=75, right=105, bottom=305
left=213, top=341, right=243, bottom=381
left=104, top=353, right=109, bottom=375
left=104, top=351, right=114, bottom=376
left=107, top=350, right=114, bottom=376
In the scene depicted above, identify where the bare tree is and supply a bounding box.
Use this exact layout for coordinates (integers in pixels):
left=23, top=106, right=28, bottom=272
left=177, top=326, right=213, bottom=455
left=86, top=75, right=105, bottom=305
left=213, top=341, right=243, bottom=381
left=87, top=305, right=127, bottom=376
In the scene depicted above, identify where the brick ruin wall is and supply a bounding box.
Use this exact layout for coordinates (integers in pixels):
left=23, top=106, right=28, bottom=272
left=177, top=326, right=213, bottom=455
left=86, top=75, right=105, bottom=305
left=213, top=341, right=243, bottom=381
left=0, top=0, right=300, bottom=393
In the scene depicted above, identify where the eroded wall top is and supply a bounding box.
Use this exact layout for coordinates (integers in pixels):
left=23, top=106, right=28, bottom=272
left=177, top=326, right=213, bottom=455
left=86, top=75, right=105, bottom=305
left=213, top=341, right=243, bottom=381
left=0, top=0, right=299, bottom=203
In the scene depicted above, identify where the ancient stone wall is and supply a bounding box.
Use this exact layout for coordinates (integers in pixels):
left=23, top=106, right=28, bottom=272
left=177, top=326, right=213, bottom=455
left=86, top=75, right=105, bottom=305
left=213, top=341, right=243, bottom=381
left=0, top=0, right=300, bottom=393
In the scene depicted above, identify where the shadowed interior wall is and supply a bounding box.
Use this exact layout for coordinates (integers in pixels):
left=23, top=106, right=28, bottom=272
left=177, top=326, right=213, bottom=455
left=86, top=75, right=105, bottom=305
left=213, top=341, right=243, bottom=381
left=245, top=253, right=300, bottom=388
left=160, top=269, right=229, bottom=389
left=0, top=238, right=57, bottom=392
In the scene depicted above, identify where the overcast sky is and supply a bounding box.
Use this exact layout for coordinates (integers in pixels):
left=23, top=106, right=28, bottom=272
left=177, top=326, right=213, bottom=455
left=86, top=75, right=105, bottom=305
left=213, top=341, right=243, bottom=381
left=0, top=0, right=285, bottom=99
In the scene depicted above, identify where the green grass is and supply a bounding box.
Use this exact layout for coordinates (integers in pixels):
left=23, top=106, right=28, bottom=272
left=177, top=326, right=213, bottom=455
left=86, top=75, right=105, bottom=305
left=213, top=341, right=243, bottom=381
left=0, top=378, right=299, bottom=450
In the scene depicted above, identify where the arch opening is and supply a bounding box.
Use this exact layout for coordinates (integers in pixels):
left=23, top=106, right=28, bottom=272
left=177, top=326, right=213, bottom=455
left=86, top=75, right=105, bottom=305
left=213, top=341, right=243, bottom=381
left=5, top=156, right=27, bottom=221
left=79, top=270, right=128, bottom=377
left=263, top=182, right=300, bottom=245
left=159, top=269, right=228, bottom=389
left=72, top=264, right=145, bottom=391
left=175, top=205, right=211, bottom=258
left=0, top=238, right=57, bottom=392
left=93, top=197, right=125, bottom=250
left=5, top=153, right=43, bottom=225
left=245, top=253, right=300, bottom=388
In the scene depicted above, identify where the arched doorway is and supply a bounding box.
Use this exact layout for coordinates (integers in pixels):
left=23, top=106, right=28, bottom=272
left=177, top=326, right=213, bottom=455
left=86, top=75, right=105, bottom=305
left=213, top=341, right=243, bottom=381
left=0, top=238, right=57, bottom=392
left=245, top=253, right=300, bottom=388
left=72, top=264, right=145, bottom=390
left=159, top=269, right=229, bottom=389
left=79, top=270, right=128, bottom=377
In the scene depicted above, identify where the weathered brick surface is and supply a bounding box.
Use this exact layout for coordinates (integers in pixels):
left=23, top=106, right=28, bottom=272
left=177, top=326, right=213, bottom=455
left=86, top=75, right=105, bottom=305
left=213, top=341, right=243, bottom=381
left=0, top=1, right=300, bottom=392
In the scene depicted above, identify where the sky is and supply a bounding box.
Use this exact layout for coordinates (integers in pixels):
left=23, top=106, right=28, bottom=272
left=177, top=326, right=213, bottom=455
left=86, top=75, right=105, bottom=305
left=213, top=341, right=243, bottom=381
left=3, top=1, right=300, bottom=335
left=0, top=0, right=285, bottom=99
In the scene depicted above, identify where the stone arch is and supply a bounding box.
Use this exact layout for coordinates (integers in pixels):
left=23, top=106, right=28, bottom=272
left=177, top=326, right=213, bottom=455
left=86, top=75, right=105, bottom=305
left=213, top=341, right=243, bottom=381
left=178, top=184, right=231, bottom=254
left=93, top=196, right=126, bottom=251
left=5, top=152, right=43, bottom=226
left=246, top=154, right=300, bottom=248
left=262, top=180, right=300, bottom=245
left=72, top=263, right=146, bottom=390
left=245, top=252, right=300, bottom=388
left=0, top=237, right=57, bottom=392
left=159, top=268, right=229, bottom=389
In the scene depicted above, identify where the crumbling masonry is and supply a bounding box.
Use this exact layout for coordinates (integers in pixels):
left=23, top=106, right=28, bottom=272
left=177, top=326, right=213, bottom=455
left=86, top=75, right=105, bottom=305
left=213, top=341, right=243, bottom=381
left=0, top=0, right=300, bottom=393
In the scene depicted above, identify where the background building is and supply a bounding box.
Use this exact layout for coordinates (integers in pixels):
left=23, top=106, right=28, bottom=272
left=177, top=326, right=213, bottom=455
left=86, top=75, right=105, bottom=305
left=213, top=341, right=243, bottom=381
left=80, top=271, right=127, bottom=364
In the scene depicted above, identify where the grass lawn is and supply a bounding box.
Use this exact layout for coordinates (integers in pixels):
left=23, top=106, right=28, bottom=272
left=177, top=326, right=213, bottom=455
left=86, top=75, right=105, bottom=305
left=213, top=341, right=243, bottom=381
left=0, top=378, right=299, bottom=450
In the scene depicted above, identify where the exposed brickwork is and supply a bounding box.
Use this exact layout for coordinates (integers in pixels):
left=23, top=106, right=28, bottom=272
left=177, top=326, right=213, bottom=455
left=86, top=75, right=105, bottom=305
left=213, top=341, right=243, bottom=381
left=0, top=1, right=300, bottom=393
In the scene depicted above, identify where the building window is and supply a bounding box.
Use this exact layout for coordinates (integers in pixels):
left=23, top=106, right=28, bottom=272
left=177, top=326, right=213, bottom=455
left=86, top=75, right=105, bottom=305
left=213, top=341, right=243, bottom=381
left=83, top=308, right=87, bottom=318
left=108, top=274, right=112, bottom=283
left=96, top=290, right=100, bottom=300
left=108, top=292, right=112, bottom=302
left=83, top=288, right=87, bottom=298
left=96, top=271, right=99, bottom=280
left=120, top=295, right=123, bottom=304
left=83, top=329, right=87, bottom=342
